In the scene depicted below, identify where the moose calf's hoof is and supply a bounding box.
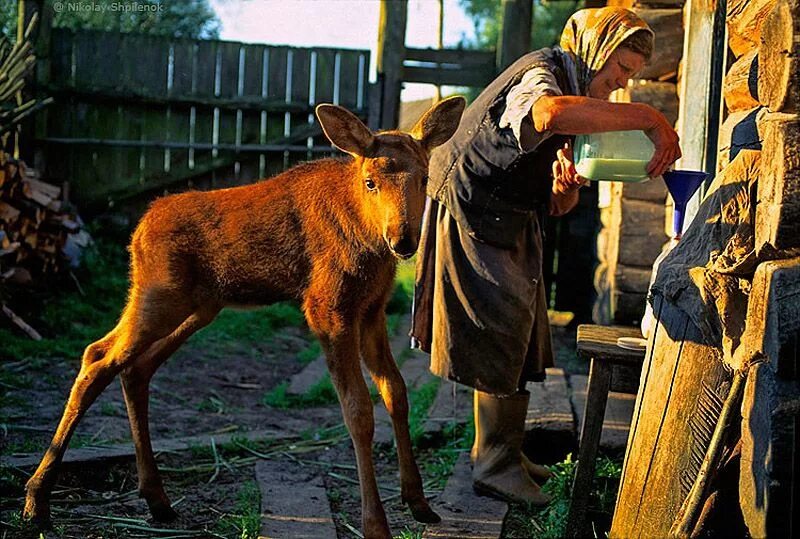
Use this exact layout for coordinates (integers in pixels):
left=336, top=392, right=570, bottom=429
left=410, top=504, right=441, bottom=524
left=22, top=500, right=52, bottom=530
left=149, top=503, right=179, bottom=523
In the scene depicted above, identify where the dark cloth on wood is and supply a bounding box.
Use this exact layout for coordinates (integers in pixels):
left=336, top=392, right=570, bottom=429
left=650, top=150, right=760, bottom=364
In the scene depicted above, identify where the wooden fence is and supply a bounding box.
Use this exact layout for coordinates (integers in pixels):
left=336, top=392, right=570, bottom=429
left=36, top=28, right=370, bottom=210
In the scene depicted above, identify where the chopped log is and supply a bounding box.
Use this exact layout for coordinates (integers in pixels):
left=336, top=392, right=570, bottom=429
left=0, top=201, right=20, bottom=222
left=723, top=48, right=759, bottom=113
left=633, top=9, right=684, bottom=80
left=24, top=178, right=60, bottom=199
left=758, top=0, right=800, bottom=113
left=727, top=0, right=778, bottom=57
left=717, top=106, right=765, bottom=171
left=614, top=80, right=679, bottom=125
left=756, top=112, right=800, bottom=252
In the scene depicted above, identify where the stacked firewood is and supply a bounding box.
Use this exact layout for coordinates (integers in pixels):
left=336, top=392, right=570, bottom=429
left=0, top=150, right=90, bottom=285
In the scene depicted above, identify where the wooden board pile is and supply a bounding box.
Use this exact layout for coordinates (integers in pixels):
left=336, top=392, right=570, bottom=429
left=0, top=150, right=90, bottom=286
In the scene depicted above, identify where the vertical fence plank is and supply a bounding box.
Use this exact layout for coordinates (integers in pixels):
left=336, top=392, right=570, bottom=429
left=338, top=50, right=362, bottom=111
left=240, top=44, right=266, bottom=182
left=191, top=40, right=218, bottom=187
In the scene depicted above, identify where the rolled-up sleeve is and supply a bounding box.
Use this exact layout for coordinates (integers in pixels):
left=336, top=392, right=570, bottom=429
left=499, top=66, right=563, bottom=153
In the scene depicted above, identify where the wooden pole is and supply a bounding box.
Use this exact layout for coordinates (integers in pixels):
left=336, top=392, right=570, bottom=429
left=434, top=0, right=444, bottom=102
left=376, top=0, right=408, bottom=130
left=15, top=0, right=49, bottom=166
left=497, top=0, right=532, bottom=71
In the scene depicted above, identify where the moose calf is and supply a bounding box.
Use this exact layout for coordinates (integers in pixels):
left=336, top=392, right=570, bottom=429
left=23, top=96, right=466, bottom=539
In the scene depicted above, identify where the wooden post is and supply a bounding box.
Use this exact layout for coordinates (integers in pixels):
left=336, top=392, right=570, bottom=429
left=674, top=0, right=726, bottom=232
left=496, top=0, right=532, bottom=71
left=15, top=0, right=49, bottom=167
left=375, top=0, right=408, bottom=130
left=434, top=0, right=444, bottom=102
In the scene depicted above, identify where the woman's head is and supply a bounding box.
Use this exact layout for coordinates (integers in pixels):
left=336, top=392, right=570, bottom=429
left=559, top=7, right=654, bottom=98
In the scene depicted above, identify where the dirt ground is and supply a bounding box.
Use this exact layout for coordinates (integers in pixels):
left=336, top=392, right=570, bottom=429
left=1, top=315, right=581, bottom=539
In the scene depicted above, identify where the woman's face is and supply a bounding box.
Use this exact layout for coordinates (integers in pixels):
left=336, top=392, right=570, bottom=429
left=587, top=48, right=647, bottom=99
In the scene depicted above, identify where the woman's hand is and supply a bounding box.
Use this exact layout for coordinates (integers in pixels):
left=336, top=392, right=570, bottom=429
left=552, top=142, right=587, bottom=195
left=644, top=112, right=682, bottom=177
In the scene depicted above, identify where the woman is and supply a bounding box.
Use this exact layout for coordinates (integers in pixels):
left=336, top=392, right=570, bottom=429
left=411, top=7, right=681, bottom=505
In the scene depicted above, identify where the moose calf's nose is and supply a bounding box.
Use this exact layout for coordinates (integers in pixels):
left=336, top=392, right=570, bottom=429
left=390, top=236, right=417, bottom=259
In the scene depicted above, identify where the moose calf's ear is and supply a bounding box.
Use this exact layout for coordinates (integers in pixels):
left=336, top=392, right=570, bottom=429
left=316, top=104, right=375, bottom=157
left=410, top=96, right=466, bottom=154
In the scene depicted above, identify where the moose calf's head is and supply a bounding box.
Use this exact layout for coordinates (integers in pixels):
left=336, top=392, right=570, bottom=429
left=316, top=96, right=465, bottom=259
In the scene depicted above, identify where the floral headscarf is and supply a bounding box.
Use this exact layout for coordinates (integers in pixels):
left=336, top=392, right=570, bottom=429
left=559, top=7, right=654, bottom=95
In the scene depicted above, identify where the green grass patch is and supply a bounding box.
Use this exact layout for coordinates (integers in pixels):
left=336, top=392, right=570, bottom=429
left=503, top=453, right=623, bottom=538
left=262, top=375, right=338, bottom=409
left=297, top=340, right=322, bottom=365
left=192, top=302, right=305, bottom=348
left=213, top=480, right=261, bottom=539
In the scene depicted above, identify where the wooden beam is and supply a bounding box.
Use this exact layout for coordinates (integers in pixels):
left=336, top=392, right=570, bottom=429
left=724, top=48, right=760, bottom=113
left=756, top=112, right=800, bottom=253
left=376, top=0, right=408, bottom=130
left=402, top=65, right=494, bottom=88
left=404, top=47, right=496, bottom=67
left=675, top=0, right=726, bottom=226
left=758, top=0, right=800, bottom=113
left=497, top=0, right=532, bottom=71
left=727, top=0, right=778, bottom=57
left=634, top=8, right=684, bottom=80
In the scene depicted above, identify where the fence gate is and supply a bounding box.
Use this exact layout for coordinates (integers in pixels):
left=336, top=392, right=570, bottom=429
left=36, top=28, right=370, bottom=211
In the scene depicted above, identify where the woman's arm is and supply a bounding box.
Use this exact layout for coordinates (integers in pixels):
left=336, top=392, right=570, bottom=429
left=533, top=95, right=681, bottom=177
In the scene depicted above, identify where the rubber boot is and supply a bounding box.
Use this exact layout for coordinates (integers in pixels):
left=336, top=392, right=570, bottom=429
left=470, top=390, right=551, bottom=506
left=522, top=452, right=554, bottom=483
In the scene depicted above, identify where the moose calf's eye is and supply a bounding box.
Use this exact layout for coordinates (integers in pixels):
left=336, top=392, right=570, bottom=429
left=365, top=178, right=377, bottom=191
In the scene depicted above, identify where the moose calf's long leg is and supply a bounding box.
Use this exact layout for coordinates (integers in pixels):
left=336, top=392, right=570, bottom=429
left=120, top=307, right=220, bottom=521
left=24, top=292, right=193, bottom=525
left=360, top=312, right=440, bottom=524
left=315, top=323, right=391, bottom=539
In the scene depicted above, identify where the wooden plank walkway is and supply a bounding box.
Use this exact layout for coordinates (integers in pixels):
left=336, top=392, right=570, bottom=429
left=256, top=459, right=337, bottom=539
left=422, top=453, right=507, bottom=539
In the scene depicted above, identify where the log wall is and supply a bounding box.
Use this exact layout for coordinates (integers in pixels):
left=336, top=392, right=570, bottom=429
left=611, top=0, right=800, bottom=534
left=593, top=1, right=683, bottom=325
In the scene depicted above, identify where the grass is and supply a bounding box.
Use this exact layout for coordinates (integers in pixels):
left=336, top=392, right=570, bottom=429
left=213, top=480, right=261, bottom=539
left=503, top=453, right=623, bottom=538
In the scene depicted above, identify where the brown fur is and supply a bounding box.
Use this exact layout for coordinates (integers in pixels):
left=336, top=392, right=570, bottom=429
left=23, top=97, right=466, bottom=539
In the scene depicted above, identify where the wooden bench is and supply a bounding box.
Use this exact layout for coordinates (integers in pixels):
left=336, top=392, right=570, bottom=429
left=564, top=324, right=647, bottom=538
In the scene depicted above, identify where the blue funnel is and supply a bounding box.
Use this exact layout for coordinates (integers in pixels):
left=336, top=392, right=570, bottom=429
left=663, top=170, right=709, bottom=237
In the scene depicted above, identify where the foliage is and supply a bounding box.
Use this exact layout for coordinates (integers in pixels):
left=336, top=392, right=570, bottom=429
left=503, top=453, right=623, bottom=538
left=53, top=0, right=221, bottom=39
left=0, top=0, right=15, bottom=44
left=459, top=0, right=583, bottom=52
